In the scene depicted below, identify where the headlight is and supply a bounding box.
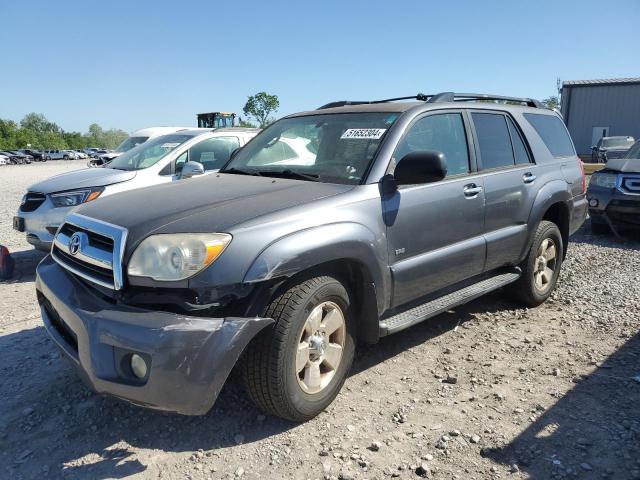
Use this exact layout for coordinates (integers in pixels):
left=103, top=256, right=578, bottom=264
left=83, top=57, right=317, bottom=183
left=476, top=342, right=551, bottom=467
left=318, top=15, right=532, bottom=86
left=589, top=173, right=617, bottom=189
left=127, top=233, right=232, bottom=281
left=49, top=187, right=103, bottom=207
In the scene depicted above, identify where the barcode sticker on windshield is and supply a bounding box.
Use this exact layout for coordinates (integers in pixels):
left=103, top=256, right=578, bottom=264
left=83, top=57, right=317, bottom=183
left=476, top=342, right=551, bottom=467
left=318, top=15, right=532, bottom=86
left=340, top=128, right=386, bottom=140
left=160, top=142, right=180, bottom=149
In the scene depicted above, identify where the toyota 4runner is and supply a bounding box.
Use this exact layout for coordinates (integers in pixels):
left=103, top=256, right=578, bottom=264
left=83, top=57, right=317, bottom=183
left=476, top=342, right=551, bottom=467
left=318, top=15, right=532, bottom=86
left=35, top=92, right=587, bottom=421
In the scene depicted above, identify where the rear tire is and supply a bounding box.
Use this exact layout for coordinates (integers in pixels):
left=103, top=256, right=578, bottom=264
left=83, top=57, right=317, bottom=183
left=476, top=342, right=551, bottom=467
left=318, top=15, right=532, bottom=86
left=242, top=276, right=355, bottom=421
left=508, top=221, right=563, bottom=307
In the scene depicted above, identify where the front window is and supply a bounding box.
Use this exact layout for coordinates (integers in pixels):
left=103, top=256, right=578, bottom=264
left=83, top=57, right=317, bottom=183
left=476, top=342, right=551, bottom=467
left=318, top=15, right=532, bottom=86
left=625, top=141, right=640, bottom=159
left=222, top=113, right=399, bottom=184
left=107, top=134, right=193, bottom=171
left=115, top=136, right=149, bottom=153
left=602, top=137, right=634, bottom=149
left=175, top=136, right=241, bottom=173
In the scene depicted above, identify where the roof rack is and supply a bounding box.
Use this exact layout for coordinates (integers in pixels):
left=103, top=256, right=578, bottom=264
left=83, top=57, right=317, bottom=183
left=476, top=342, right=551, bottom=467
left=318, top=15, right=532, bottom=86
left=317, top=92, right=544, bottom=109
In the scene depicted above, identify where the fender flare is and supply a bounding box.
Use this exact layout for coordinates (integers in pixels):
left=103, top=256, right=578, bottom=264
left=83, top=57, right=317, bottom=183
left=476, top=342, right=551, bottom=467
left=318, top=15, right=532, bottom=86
left=243, top=221, right=389, bottom=317
left=521, top=180, right=571, bottom=259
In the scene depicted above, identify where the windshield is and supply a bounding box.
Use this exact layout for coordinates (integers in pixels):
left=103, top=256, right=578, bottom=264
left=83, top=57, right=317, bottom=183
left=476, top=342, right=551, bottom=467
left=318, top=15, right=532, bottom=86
left=115, top=136, right=149, bottom=153
left=624, top=141, right=640, bottom=159
left=603, top=137, right=634, bottom=148
left=222, top=112, right=399, bottom=184
left=107, top=134, right=193, bottom=171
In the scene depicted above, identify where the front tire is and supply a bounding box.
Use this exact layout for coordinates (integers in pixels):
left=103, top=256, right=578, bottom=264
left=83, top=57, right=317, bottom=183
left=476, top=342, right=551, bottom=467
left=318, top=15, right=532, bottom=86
left=242, top=276, right=355, bottom=421
left=508, top=221, right=563, bottom=307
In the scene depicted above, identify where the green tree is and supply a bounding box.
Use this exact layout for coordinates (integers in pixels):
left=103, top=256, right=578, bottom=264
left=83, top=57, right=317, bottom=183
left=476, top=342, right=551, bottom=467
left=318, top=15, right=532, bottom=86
left=243, top=92, right=280, bottom=127
left=0, top=119, right=19, bottom=149
left=20, top=113, right=62, bottom=134
left=542, top=96, right=559, bottom=109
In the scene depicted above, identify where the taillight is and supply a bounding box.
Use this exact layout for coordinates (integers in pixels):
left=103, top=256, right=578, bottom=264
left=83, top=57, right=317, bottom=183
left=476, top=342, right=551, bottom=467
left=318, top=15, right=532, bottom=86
left=578, top=158, right=586, bottom=194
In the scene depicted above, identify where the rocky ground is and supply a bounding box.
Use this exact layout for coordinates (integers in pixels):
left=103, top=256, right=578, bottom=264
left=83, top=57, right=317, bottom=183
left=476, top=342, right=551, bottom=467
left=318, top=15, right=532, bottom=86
left=0, top=162, right=638, bottom=480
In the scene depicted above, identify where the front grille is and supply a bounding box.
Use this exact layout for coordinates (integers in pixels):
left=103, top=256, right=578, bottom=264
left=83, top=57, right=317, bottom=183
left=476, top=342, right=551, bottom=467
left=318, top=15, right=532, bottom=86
left=20, top=192, right=46, bottom=212
left=620, top=175, right=640, bottom=195
left=51, top=213, right=127, bottom=290
left=606, top=150, right=626, bottom=160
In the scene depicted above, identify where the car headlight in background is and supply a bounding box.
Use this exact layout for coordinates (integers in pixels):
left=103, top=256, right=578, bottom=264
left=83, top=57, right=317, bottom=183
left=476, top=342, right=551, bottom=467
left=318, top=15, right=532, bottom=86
left=127, top=233, right=232, bottom=281
left=49, top=187, right=104, bottom=207
left=589, top=173, right=618, bottom=189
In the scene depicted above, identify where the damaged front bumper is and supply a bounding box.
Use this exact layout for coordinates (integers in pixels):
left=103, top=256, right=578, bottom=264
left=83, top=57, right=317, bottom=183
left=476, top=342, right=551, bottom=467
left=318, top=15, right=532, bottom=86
left=35, top=255, right=273, bottom=415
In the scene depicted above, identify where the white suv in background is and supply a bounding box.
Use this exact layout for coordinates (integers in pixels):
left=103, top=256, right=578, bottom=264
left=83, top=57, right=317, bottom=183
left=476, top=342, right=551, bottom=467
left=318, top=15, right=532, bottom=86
left=14, top=128, right=259, bottom=250
left=90, top=126, right=189, bottom=167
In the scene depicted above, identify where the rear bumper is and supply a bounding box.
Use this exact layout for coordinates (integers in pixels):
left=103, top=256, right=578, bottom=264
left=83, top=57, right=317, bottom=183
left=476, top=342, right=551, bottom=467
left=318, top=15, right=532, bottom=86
left=569, top=193, right=588, bottom=235
left=35, top=256, right=272, bottom=415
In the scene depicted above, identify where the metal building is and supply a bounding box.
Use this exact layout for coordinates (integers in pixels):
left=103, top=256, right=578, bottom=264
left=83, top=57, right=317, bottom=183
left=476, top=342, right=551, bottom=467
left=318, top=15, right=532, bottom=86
left=560, top=77, right=640, bottom=157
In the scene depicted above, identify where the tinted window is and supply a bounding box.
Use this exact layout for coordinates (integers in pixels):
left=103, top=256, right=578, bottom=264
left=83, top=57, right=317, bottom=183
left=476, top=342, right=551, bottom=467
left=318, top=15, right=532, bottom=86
left=394, top=113, right=470, bottom=177
left=506, top=117, right=530, bottom=164
left=523, top=113, right=575, bottom=157
left=472, top=113, right=515, bottom=169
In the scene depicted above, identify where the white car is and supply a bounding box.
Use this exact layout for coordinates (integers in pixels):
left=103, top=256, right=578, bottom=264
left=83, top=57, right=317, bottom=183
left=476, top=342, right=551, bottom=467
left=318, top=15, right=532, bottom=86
left=15, top=128, right=260, bottom=251
left=91, top=126, right=189, bottom=167
left=0, top=154, right=8, bottom=166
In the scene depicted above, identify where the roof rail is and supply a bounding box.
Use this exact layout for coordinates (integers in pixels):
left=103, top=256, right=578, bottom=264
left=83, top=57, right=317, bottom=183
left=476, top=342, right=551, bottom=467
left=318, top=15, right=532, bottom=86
left=317, top=92, right=544, bottom=110
left=434, top=92, right=544, bottom=108
left=317, top=94, right=431, bottom=110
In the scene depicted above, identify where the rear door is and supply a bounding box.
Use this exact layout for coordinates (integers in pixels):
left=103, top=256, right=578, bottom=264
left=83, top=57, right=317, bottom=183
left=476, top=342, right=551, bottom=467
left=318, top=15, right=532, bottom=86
left=384, top=110, right=486, bottom=308
left=470, top=111, right=539, bottom=271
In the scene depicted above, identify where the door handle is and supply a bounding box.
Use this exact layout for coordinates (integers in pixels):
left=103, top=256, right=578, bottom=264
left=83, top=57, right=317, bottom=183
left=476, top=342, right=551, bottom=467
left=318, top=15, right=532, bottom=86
left=463, top=184, right=483, bottom=197
left=523, top=172, right=537, bottom=184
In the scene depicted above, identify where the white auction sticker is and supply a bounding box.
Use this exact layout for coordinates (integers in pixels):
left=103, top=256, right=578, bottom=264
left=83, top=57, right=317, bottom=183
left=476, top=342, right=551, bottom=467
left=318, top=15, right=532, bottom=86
left=340, top=128, right=386, bottom=140
left=160, top=142, right=180, bottom=149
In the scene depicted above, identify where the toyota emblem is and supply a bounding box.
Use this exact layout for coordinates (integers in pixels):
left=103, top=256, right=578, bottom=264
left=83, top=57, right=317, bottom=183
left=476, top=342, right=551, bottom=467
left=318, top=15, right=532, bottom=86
left=68, top=232, right=82, bottom=256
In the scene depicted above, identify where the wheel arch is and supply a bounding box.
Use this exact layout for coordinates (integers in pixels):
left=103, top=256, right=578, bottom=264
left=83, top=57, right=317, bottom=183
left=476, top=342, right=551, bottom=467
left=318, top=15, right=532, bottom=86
left=523, top=181, right=572, bottom=261
left=243, top=223, right=388, bottom=344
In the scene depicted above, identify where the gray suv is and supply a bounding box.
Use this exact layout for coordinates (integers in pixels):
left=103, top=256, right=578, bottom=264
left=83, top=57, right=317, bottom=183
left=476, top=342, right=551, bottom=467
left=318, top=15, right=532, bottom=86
left=35, top=92, right=587, bottom=421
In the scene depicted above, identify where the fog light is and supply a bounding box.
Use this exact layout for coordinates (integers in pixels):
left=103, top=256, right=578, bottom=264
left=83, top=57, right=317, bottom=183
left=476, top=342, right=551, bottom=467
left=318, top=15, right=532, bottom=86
left=130, top=354, right=148, bottom=379
left=589, top=199, right=599, bottom=207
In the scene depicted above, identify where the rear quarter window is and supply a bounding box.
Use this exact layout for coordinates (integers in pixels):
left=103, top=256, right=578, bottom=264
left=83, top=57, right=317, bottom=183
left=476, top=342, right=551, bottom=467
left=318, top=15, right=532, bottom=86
left=523, top=113, right=575, bottom=158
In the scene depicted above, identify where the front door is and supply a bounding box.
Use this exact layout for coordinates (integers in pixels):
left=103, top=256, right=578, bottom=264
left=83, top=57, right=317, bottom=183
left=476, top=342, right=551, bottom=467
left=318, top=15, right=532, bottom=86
left=384, top=111, right=486, bottom=308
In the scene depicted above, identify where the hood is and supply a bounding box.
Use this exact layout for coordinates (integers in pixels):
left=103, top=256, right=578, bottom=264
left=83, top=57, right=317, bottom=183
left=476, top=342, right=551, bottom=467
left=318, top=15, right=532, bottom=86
left=76, top=173, right=354, bottom=251
left=604, top=158, right=640, bottom=173
left=28, top=167, right=137, bottom=194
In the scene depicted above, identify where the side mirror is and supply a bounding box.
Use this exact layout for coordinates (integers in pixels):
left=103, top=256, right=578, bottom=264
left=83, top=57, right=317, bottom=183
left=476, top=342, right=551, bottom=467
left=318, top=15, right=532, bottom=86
left=393, top=151, right=447, bottom=185
left=180, top=161, right=205, bottom=179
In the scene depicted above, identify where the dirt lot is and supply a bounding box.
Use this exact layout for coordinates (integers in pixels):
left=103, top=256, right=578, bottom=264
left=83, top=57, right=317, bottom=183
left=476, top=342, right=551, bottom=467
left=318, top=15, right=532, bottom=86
left=1, top=162, right=639, bottom=480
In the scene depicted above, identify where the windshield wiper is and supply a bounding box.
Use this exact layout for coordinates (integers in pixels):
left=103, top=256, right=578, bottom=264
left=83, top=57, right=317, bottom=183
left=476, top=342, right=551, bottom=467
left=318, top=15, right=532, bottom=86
left=220, top=167, right=262, bottom=176
left=258, top=169, right=320, bottom=182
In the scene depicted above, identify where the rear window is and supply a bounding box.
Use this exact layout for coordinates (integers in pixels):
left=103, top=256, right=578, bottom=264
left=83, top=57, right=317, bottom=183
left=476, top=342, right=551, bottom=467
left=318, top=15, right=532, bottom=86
left=523, top=113, right=575, bottom=158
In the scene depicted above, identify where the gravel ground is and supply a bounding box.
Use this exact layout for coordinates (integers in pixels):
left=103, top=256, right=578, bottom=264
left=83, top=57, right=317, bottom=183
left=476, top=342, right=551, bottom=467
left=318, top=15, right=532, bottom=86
left=1, top=162, right=639, bottom=480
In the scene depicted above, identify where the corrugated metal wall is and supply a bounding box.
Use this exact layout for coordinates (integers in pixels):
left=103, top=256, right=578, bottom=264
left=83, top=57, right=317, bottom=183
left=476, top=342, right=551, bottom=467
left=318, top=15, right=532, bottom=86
left=561, top=84, right=640, bottom=155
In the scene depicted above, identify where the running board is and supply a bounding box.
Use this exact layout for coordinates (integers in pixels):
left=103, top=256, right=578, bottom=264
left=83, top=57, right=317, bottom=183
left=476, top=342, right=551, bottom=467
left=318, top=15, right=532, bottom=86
left=379, top=271, right=521, bottom=336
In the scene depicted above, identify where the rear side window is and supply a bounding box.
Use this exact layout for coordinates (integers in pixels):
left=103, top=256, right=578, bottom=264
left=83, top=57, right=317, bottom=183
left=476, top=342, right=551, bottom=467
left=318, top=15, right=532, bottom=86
left=471, top=113, right=514, bottom=169
left=506, top=117, right=531, bottom=164
left=523, top=113, right=575, bottom=158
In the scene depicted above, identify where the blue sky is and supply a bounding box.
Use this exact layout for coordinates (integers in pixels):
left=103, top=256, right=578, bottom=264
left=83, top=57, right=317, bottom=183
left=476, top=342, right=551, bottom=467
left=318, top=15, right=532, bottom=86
left=1, top=0, right=638, bottom=133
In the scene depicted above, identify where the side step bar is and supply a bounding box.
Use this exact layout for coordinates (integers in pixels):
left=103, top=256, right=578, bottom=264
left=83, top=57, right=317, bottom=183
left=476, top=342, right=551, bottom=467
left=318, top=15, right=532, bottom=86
left=379, top=270, right=521, bottom=336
